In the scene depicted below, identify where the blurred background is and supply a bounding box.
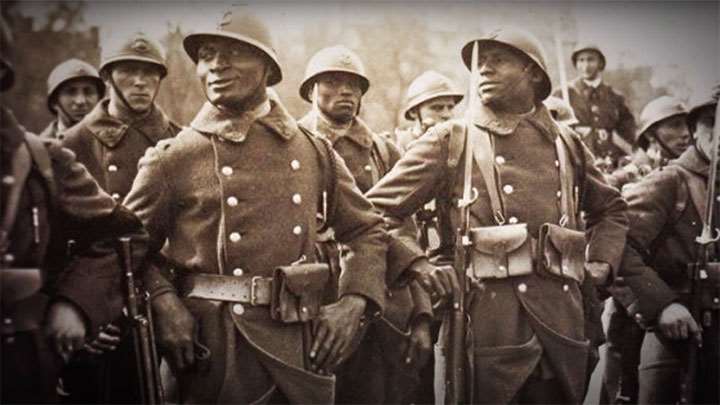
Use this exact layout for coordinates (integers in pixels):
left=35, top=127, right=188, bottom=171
left=2, top=0, right=718, bottom=134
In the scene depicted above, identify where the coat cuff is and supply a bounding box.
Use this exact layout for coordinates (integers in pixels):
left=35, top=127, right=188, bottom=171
left=409, top=280, right=433, bottom=322
left=386, top=237, right=425, bottom=286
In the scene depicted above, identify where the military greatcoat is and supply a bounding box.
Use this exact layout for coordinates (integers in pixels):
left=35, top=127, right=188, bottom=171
left=367, top=103, right=628, bottom=404
left=124, top=98, right=388, bottom=404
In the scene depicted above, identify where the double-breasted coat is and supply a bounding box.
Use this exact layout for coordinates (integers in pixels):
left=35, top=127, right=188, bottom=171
left=123, top=98, right=388, bottom=404
left=367, top=103, right=628, bottom=404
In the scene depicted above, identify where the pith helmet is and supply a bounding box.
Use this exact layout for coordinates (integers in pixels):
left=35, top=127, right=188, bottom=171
left=636, top=96, right=687, bottom=149
left=0, top=17, right=15, bottom=92
left=299, top=45, right=369, bottom=102
left=184, top=7, right=282, bottom=86
left=687, top=85, right=719, bottom=132
left=100, top=32, right=167, bottom=78
left=571, top=44, right=606, bottom=70
left=461, top=28, right=552, bottom=100
left=46, top=59, right=105, bottom=112
left=544, top=96, right=579, bottom=126
left=403, top=70, right=463, bottom=120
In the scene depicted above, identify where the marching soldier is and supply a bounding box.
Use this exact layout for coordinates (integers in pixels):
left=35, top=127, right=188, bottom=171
left=0, top=18, right=147, bottom=404
left=558, top=44, right=636, bottom=172
left=123, top=7, right=388, bottom=404
left=615, top=88, right=718, bottom=405
left=367, top=28, right=628, bottom=404
left=40, top=59, right=105, bottom=140
left=59, top=32, right=180, bottom=404
left=297, top=45, right=433, bottom=404
left=601, top=95, right=690, bottom=405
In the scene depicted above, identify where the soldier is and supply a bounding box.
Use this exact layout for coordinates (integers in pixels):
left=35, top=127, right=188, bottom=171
left=40, top=59, right=105, bottom=140
left=0, top=18, right=147, bottom=404
left=367, top=28, right=628, bottom=404
left=396, top=70, right=464, bottom=155
left=59, top=32, right=180, bottom=404
left=558, top=44, right=636, bottom=172
left=123, top=7, right=387, bottom=404
left=297, top=45, right=433, bottom=404
left=616, top=88, right=718, bottom=404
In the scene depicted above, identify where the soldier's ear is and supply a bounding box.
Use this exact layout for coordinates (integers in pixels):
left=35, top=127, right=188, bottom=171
left=408, top=108, right=419, bottom=121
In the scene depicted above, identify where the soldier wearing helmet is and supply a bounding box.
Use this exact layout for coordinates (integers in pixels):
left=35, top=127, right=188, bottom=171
left=367, top=27, right=628, bottom=404
left=123, top=7, right=387, bottom=404
left=0, top=16, right=147, bottom=404
left=58, top=32, right=180, bottom=404
left=40, top=58, right=104, bottom=140
left=297, top=46, right=432, bottom=404
left=556, top=44, right=637, bottom=173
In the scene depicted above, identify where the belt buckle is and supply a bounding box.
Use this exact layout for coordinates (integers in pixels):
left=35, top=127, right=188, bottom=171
left=250, top=276, right=262, bottom=306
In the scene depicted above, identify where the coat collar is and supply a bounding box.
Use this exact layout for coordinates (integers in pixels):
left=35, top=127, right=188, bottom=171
left=473, top=101, right=556, bottom=142
left=673, top=146, right=709, bottom=178
left=572, top=77, right=608, bottom=97
left=191, top=98, right=299, bottom=143
left=299, top=111, right=374, bottom=149
left=85, top=99, right=173, bottom=148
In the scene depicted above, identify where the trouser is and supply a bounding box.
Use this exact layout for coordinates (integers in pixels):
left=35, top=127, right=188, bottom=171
left=601, top=299, right=643, bottom=404
left=1, top=330, right=61, bottom=404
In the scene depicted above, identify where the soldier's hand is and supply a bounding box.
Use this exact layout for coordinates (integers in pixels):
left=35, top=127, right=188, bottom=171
left=658, top=303, right=702, bottom=344
left=152, top=293, right=196, bottom=373
left=405, top=317, right=432, bottom=368
left=310, top=294, right=366, bottom=374
left=84, top=324, right=122, bottom=354
left=409, top=259, right=460, bottom=302
left=45, top=300, right=88, bottom=362
left=585, top=261, right=611, bottom=286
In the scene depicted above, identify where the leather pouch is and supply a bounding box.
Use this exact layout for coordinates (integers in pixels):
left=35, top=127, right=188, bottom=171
left=537, top=223, right=586, bottom=283
left=271, top=263, right=330, bottom=323
left=469, top=224, right=533, bottom=279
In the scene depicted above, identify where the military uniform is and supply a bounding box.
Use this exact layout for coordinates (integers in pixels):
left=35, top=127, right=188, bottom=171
left=0, top=106, right=147, bottom=404
left=617, top=145, right=719, bottom=404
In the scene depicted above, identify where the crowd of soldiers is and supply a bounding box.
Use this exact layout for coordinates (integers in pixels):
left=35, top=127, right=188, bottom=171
left=1, top=5, right=718, bottom=405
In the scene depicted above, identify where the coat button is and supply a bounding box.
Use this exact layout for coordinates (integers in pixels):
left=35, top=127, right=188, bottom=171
left=108, top=164, right=118, bottom=172
left=229, top=232, right=242, bottom=242
left=290, top=160, right=301, bottom=171
left=111, top=193, right=121, bottom=200
left=3, top=318, right=12, bottom=325
left=563, top=284, right=569, bottom=292
left=634, top=313, right=643, bottom=321
left=2, top=175, right=15, bottom=185
left=364, top=164, right=372, bottom=172
left=502, top=184, right=514, bottom=195
left=293, top=225, right=302, bottom=235
left=554, top=160, right=560, bottom=168
left=292, top=193, right=302, bottom=205
left=495, top=155, right=506, bottom=165
left=221, top=166, right=233, bottom=176
left=232, top=304, right=245, bottom=315
left=556, top=190, right=562, bottom=199
left=227, top=196, right=239, bottom=207
left=233, top=268, right=244, bottom=276
left=518, top=283, right=527, bottom=293
left=3, top=254, right=14, bottom=264
left=508, top=216, right=518, bottom=224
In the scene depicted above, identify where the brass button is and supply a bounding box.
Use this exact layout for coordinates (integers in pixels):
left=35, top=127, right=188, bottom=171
left=221, top=166, right=233, bottom=176
left=502, top=184, right=514, bottom=195
left=3, top=318, right=12, bottom=325
left=232, top=268, right=244, bottom=276
left=108, top=164, right=118, bottom=172
left=563, top=284, right=569, bottom=292
left=518, top=283, right=527, bottom=293
left=293, top=225, right=302, bottom=235
left=495, top=155, right=506, bottom=165
left=227, top=196, right=239, bottom=207
left=556, top=191, right=562, bottom=198
left=232, top=304, right=245, bottom=315
left=3, top=254, right=15, bottom=264
left=634, top=313, right=643, bottom=320
left=111, top=193, right=121, bottom=201
left=2, top=175, right=15, bottom=185
left=364, top=164, right=372, bottom=172
left=290, top=160, right=301, bottom=171
left=292, top=193, right=302, bottom=205
left=229, top=232, right=242, bottom=242
left=508, top=216, right=518, bottom=224
left=554, top=160, right=560, bottom=168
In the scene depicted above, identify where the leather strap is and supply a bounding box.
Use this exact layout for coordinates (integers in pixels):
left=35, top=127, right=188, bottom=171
left=178, top=273, right=272, bottom=305
left=555, top=136, right=577, bottom=229
left=470, top=126, right=504, bottom=224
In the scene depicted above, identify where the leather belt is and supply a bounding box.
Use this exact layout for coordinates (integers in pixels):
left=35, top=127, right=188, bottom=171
left=178, top=273, right=272, bottom=306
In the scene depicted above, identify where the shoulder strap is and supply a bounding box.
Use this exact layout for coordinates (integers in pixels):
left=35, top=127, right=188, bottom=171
left=370, top=132, right=391, bottom=175
left=556, top=125, right=587, bottom=221
left=299, top=126, right=337, bottom=232
left=444, top=122, right=466, bottom=204
left=24, top=134, right=57, bottom=205
left=673, top=165, right=704, bottom=222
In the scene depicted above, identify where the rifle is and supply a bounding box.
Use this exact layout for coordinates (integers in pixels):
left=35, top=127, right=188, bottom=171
left=119, top=237, right=164, bottom=404
left=446, top=40, right=480, bottom=405
left=679, top=100, right=720, bottom=404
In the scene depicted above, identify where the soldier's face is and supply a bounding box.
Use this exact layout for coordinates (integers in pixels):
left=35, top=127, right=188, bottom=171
left=575, top=51, right=602, bottom=80
left=416, top=96, right=457, bottom=129
left=476, top=46, right=536, bottom=108
left=110, top=61, right=161, bottom=113
left=196, top=38, right=268, bottom=109
left=693, top=107, right=717, bottom=159
left=652, top=115, right=690, bottom=157
left=54, top=78, right=101, bottom=123
left=314, top=72, right=363, bottom=124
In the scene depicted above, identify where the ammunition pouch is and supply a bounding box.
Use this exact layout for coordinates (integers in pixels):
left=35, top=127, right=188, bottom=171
left=537, top=223, right=586, bottom=284
left=469, top=224, right=533, bottom=279
left=271, top=263, right=330, bottom=323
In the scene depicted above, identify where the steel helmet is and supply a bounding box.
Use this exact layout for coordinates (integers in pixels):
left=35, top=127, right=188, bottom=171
left=544, top=96, right=579, bottom=126
left=46, top=59, right=105, bottom=112
left=636, top=96, right=687, bottom=149
left=299, top=45, right=369, bottom=102
left=571, top=44, right=606, bottom=70
left=402, top=70, right=463, bottom=120
left=461, top=28, right=552, bottom=100
left=687, top=85, right=719, bottom=133
left=100, top=32, right=167, bottom=78
left=184, top=7, right=282, bottom=86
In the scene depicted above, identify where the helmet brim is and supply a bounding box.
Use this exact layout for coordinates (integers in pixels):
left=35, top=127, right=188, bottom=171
left=100, top=57, right=168, bottom=79
left=299, top=70, right=370, bottom=103
left=636, top=112, right=687, bottom=150
left=571, top=48, right=606, bottom=70
left=403, top=92, right=463, bottom=121
left=184, top=31, right=282, bottom=86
